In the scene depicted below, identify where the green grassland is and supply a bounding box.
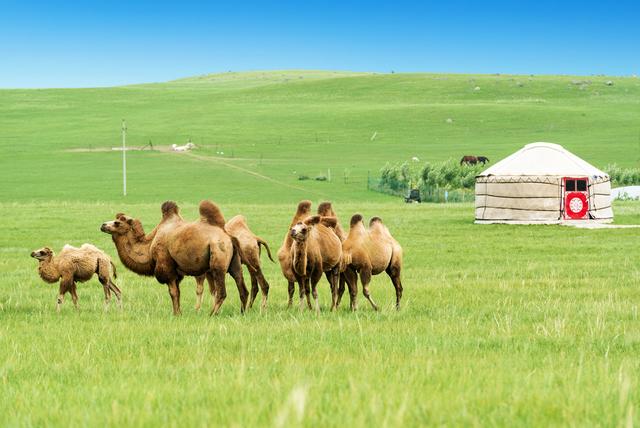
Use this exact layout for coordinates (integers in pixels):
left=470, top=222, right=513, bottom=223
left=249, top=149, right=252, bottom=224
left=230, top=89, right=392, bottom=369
left=1, top=71, right=640, bottom=426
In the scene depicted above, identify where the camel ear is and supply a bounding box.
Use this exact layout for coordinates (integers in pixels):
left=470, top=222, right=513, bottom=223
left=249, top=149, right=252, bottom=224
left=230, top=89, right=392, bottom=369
left=320, top=216, right=337, bottom=228
left=126, top=218, right=134, bottom=225
left=303, top=215, right=321, bottom=226
left=115, top=212, right=125, bottom=218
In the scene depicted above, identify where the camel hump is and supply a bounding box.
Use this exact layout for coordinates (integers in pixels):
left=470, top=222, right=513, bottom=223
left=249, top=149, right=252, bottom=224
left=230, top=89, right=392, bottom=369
left=350, top=214, right=364, bottom=227
left=199, top=200, right=225, bottom=227
left=317, top=201, right=335, bottom=216
left=369, top=216, right=383, bottom=226
left=161, top=201, right=179, bottom=218
left=296, top=200, right=312, bottom=216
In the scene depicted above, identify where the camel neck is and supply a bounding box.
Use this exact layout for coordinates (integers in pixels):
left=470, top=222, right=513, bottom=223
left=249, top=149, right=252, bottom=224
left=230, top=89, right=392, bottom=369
left=112, top=234, right=154, bottom=276
left=291, top=240, right=308, bottom=276
left=38, top=258, right=60, bottom=283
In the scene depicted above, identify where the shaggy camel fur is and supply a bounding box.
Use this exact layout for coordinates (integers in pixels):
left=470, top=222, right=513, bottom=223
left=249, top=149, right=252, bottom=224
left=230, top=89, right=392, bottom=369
left=341, top=215, right=403, bottom=311
left=31, top=244, right=121, bottom=311
left=277, top=200, right=312, bottom=307
left=289, top=215, right=342, bottom=312
left=101, top=201, right=248, bottom=315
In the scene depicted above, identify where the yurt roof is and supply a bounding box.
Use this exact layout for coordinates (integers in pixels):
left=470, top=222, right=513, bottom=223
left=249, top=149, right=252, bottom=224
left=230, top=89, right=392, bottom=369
left=478, top=142, right=608, bottom=178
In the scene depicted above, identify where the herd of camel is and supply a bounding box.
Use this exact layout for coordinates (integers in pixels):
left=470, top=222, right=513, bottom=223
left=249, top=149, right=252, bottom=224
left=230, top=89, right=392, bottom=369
left=30, top=200, right=403, bottom=315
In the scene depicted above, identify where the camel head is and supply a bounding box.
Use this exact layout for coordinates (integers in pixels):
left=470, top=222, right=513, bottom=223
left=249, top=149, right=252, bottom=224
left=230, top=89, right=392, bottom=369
left=31, top=247, right=53, bottom=261
left=290, top=216, right=338, bottom=242
left=290, top=215, right=321, bottom=243
left=101, top=214, right=139, bottom=237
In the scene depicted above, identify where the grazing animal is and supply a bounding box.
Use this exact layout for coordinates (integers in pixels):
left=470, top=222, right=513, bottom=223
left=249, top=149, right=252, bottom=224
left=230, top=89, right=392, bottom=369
left=341, top=215, right=403, bottom=311
left=289, top=215, right=342, bottom=312
left=101, top=201, right=248, bottom=316
left=460, top=155, right=478, bottom=166
left=477, top=156, right=490, bottom=165
left=277, top=200, right=312, bottom=307
left=222, top=215, right=274, bottom=310
left=30, top=244, right=121, bottom=311
left=317, top=201, right=349, bottom=307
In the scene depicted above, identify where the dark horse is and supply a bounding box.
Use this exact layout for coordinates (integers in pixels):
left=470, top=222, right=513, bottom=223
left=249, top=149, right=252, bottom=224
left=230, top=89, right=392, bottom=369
left=460, top=155, right=478, bottom=165
left=460, top=155, right=490, bottom=166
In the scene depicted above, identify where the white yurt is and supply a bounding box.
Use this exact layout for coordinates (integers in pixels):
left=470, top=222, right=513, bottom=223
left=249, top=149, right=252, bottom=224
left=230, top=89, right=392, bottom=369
left=475, top=142, right=613, bottom=224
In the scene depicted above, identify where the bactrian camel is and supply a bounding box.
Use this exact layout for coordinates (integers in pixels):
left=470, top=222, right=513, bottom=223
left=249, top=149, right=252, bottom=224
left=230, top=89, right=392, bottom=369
left=277, top=200, right=312, bottom=307
left=101, top=200, right=248, bottom=315
left=31, top=244, right=121, bottom=311
left=340, top=215, right=403, bottom=311
left=289, top=215, right=342, bottom=312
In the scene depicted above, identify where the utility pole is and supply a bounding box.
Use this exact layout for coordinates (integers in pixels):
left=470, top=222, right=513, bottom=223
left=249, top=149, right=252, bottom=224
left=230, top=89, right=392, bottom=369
left=122, top=120, right=127, bottom=196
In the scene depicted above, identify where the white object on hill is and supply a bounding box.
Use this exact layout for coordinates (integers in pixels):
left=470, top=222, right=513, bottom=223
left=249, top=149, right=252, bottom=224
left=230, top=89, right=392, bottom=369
left=172, top=142, right=196, bottom=152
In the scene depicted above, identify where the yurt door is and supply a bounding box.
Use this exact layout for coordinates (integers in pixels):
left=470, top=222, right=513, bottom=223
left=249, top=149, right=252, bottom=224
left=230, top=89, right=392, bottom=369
left=562, top=177, right=589, bottom=219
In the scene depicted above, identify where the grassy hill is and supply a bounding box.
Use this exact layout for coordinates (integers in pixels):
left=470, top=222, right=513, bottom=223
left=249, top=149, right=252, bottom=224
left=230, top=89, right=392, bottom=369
left=1, top=70, right=639, bottom=203
left=2, top=71, right=640, bottom=426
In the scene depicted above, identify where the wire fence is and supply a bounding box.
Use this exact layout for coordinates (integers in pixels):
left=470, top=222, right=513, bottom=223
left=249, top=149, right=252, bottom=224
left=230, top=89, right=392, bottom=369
left=368, top=178, right=475, bottom=203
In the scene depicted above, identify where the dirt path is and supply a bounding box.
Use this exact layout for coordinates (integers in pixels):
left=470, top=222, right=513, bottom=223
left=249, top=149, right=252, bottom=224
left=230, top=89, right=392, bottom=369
left=182, top=152, right=324, bottom=195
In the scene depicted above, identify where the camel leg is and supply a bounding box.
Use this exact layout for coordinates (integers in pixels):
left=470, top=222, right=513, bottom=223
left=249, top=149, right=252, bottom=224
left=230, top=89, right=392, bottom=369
left=57, top=278, right=72, bottom=312
left=343, top=268, right=358, bottom=311
left=386, top=266, right=403, bottom=310
left=287, top=280, right=295, bottom=308
left=102, top=284, right=111, bottom=310
left=167, top=279, right=182, bottom=316
left=324, top=268, right=339, bottom=311
left=108, top=280, right=122, bottom=308
left=194, top=274, right=205, bottom=311
left=227, top=253, right=249, bottom=314
left=205, top=273, right=217, bottom=312
left=209, top=270, right=227, bottom=316
left=99, top=274, right=112, bottom=309
left=295, top=276, right=308, bottom=311
left=311, top=270, right=323, bottom=314
left=336, top=273, right=346, bottom=308
left=70, top=282, right=79, bottom=310
left=255, top=268, right=270, bottom=311
left=248, top=271, right=259, bottom=310
left=360, top=268, right=378, bottom=311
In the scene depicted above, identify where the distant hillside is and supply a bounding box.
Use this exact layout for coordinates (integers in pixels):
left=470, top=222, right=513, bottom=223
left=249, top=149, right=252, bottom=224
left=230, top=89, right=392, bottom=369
left=1, top=70, right=639, bottom=203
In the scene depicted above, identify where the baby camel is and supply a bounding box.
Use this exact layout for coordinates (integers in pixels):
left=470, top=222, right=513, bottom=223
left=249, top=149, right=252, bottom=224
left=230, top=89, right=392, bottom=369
left=341, top=215, right=403, bottom=311
left=31, top=244, right=121, bottom=311
left=289, top=215, right=342, bottom=312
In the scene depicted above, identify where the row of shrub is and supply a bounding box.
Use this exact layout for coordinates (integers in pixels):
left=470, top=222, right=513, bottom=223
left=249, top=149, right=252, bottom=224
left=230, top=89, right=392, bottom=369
left=379, top=159, right=484, bottom=192
left=604, top=164, right=640, bottom=187
left=378, top=160, right=640, bottom=193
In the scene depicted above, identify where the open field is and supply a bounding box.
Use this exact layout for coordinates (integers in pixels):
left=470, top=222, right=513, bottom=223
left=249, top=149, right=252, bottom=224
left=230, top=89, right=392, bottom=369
left=1, top=71, right=640, bottom=426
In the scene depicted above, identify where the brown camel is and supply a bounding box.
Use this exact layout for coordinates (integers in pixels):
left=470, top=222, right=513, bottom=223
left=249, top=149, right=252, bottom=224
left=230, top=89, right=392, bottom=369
left=192, top=215, right=274, bottom=311
left=277, top=200, right=312, bottom=307
left=31, top=244, right=121, bottom=311
left=289, top=215, right=342, bottom=312
left=223, top=215, right=274, bottom=310
left=317, top=201, right=348, bottom=306
left=101, top=200, right=248, bottom=315
left=340, top=215, right=403, bottom=311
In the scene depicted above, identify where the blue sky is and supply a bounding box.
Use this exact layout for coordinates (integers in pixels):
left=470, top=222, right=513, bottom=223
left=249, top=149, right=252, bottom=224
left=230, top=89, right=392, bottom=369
left=1, top=0, right=639, bottom=87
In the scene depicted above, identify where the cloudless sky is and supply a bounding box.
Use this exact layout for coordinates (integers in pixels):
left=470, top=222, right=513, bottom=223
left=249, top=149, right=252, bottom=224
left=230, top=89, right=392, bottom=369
left=1, top=0, right=639, bottom=88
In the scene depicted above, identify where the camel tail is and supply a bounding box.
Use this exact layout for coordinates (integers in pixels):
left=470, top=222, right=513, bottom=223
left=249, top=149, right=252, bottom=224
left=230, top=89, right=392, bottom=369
left=257, top=237, right=275, bottom=263
left=110, top=260, right=118, bottom=279
left=199, top=200, right=226, bottom=227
